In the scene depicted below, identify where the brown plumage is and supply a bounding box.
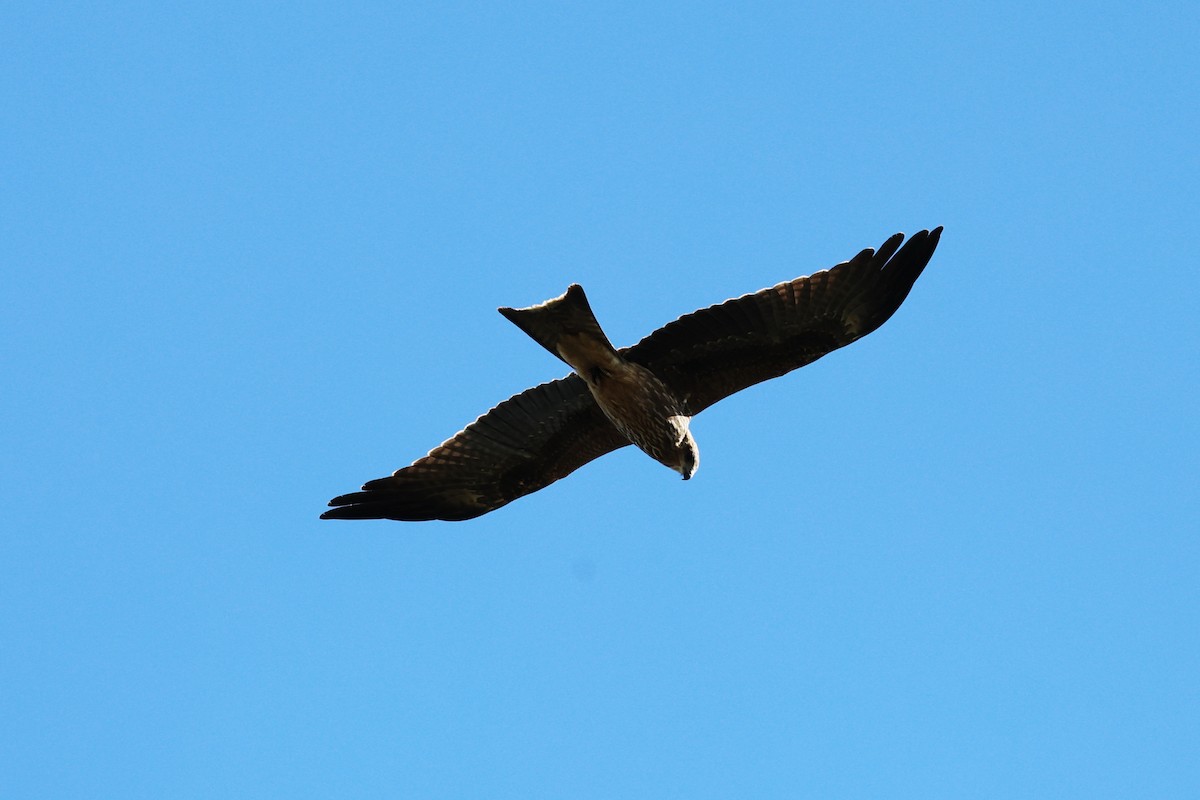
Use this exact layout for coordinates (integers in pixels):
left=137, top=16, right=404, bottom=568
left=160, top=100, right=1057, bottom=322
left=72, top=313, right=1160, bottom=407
left=323, top=228, right=942, bottom=521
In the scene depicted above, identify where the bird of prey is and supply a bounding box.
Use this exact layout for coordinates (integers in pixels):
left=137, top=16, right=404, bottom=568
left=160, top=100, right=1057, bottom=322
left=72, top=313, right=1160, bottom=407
left=323, top=228, right=942, bottom=521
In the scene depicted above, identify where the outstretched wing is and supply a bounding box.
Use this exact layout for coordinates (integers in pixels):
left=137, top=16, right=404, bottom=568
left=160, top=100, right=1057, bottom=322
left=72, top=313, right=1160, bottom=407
left=322, top=375, right=628, bottom=521
left=623, top=228, right=942, bottom=414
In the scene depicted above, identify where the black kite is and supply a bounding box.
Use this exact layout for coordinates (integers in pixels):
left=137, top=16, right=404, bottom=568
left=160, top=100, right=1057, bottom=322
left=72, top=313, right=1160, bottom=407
left=323, top=228, right=942, bottom=521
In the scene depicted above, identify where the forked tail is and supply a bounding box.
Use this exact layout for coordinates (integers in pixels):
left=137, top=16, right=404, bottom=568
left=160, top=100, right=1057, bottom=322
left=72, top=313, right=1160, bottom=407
left=498, top=284, right=619, bottom=369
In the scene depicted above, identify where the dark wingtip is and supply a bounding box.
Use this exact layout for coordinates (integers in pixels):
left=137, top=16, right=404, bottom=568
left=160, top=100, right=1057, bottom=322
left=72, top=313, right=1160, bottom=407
left=362, top=476, right=397, bottom=491
left=321, top=494, right=351, bottom=520
left=320, top=505, right=375, bottom=521
left=910, top=226, right=943, bottom=245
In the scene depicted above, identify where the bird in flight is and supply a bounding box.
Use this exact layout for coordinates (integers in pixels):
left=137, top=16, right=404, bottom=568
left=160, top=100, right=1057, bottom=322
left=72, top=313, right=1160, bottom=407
left=323, top=228, right=942, bottom=521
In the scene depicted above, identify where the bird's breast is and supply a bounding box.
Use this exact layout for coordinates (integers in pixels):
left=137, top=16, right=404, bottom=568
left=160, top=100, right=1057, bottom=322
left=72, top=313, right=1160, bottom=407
left=585, top=361, right=689, bottom=464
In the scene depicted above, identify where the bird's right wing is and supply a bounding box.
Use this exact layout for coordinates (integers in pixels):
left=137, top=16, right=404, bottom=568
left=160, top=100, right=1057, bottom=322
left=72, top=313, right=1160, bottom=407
left=322, top=374, right=629, bottom=521
left=624, top=228, right=942, bottom=414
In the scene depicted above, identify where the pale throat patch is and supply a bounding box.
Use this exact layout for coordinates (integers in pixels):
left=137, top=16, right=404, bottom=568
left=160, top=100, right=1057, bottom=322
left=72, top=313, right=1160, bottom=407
left=668, top=414, right=692, bottom=443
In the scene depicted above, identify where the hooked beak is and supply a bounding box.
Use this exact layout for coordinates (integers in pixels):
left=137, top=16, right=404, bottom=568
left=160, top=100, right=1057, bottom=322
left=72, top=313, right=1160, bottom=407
left=678, top=438, right=698, bottom=480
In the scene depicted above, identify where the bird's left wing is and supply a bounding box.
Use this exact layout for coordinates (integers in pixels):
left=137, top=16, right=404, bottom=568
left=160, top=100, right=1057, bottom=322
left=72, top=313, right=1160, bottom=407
left=624, top=228, right=942, bottom=414
left=322, top=374, right=629, bottom=521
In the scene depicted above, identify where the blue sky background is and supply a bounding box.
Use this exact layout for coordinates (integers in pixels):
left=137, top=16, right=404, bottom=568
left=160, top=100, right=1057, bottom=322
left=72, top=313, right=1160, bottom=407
left=2, top=2, right=1197, bottom=797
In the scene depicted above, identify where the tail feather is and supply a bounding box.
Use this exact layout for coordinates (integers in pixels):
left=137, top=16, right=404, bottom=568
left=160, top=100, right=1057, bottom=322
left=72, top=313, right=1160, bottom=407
left=498, top=284, right=616, bottom=366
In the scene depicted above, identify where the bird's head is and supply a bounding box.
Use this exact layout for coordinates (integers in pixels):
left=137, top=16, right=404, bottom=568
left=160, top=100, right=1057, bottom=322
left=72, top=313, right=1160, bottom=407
left=675, top=429, right=699, bottom=481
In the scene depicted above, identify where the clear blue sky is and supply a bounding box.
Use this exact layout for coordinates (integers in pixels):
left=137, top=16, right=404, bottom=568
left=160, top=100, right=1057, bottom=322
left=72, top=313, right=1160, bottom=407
left=3, top=2, right=1197, bottom=797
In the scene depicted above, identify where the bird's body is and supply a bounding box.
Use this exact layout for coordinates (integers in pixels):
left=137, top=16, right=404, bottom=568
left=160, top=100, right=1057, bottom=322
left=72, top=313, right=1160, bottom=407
left=498, top=284, right=698, bottom=479
left=323, top=228, right=942, bottom=521
left=579, top=356, right=696, bottom=477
